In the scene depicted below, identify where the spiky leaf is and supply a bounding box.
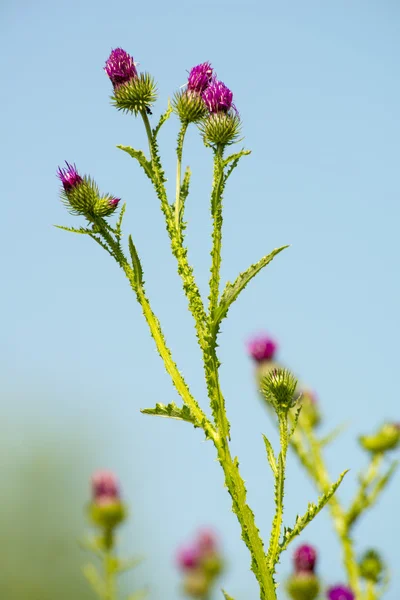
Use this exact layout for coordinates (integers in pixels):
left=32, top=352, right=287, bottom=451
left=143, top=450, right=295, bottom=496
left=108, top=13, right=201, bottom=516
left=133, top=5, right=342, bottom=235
left=83, top=564, right=105, bottom=597
left=222, top=590, right=235, bottom=600
left=263, top=434, right=277, bottom=476
left=152, top=102, right=173, bottom=138
left=141, top=402, right=198, bottom=426
left=279, top=469, right=349, bottom=554
left=117, top=146, right=154, bottom=181
left=128, top=235, right=144, bottom=287
left=213, top=246, right=288, bottom=331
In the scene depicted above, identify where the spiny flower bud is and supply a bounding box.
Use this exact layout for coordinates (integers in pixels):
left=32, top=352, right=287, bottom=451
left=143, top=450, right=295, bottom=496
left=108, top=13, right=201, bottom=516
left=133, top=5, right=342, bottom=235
left=183, top=570, right=210, bottom=598
left=201, top=79, right=240, bottom=146
left=327, top=585, right=354, bottom=600
left=57, top=162, right=121, bottom=219
left=261, top=368, right=298, bottom=414
left=89, top=471, right=126, bottom=531
left=177, top=545, right=201, bottom=570
left=105, top=48, right=157, bottom=115
left=359, top=549, right=384, bottom=583
left=359, top=423, right=400, bottom=454
left=187, top=62, right=213, bottom=94
left=247, top=334, right=278, bottom=363
left=172, top=90, right=208, bottom=124
left=286, top=572, right=320, bottom=600
left=294, top=544, right=317, bottom=573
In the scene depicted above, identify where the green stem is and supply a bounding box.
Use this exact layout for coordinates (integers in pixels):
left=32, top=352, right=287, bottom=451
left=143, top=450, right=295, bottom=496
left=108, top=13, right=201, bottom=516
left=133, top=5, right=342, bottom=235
left=346, top=453, right=383, bottom=528
left=104, top=550, right=116, bottom=600
left=366, top=580, right=376, bottom=600
left=208, top=145, right=225, bottom=319
left=303, top=424, right=361, bottom=597
left=175, top=122, right=189, bottom=230
left=268, top=414, right=288, bottom=570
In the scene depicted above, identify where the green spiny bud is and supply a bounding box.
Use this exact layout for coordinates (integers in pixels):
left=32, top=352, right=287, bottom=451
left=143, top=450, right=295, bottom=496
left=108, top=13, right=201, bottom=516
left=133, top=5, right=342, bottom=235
left=286, top=573, right=320, bottom=600
left=173, top=90, right=208, bottom=124
left=183, top=570, right=211, bottom=598
left=112, top=72, right=157, bottom=115
left=359, top=423, right=400, bottom=454
left=89, top=500, right=126, bottom=530
left=201, top=112, right=241, bottom=146
left=261, top=368, right=298, bottom=414
left=359, top=549, right=384, bottom=582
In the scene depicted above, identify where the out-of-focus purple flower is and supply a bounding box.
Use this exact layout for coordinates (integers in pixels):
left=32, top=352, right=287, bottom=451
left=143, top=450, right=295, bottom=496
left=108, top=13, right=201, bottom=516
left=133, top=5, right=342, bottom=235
left=104, top=48, right=137, bottom=88
left=327, top=585, right=355, bottom=600
left=92, top=471, right=120, bottom=504
left=197, top=529, right=217, bottom=553
left=202, top=79, right=234, bottom=113
left=108, top=197, right=121, bottom=208
left=187, top=62, right=213, bottom=94
left=177, top=545, right=201, bottom=570
left=247, top=334, right=278, bottom=362
left=294, top=544, right=317, bottom=573
left=57, top=162, right=83, bottom=192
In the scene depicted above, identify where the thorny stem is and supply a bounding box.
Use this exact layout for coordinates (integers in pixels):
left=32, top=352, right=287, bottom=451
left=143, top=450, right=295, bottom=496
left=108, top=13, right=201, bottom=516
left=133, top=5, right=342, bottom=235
left=208, top=144, right=225, bottom=320
left=175, top=122, right=189, bottom=230
left=267, top=414, right=288, bottom=570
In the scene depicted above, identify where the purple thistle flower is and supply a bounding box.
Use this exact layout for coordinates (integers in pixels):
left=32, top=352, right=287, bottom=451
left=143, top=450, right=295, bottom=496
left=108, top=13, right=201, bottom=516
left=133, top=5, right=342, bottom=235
left=202, top=79, right=234, bottom=113
left=108, top=197, right=121, bottom=208
left=197, top=529, right=218, bottom=553
left=247, top=334, right=278, bottom=362
left=187, top=62, right=213, bottom=94
left=57, top=162, right=83, bottom=193
left=104, top=48, right=137, bottom=88
left=294, top=544, right=317, bottom=573
left=327, top=585, right=355, bottom=600
left=177, top=545, right=201, bottom=570
left=92, top=471, right=120, bottom=504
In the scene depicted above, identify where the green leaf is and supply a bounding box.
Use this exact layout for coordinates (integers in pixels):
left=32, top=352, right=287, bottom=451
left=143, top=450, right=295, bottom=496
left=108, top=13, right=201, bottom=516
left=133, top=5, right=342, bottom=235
left=115, top=202, right=127, bottom=239
left=213, top=246, right=288, bottom=330
left=117, top=146, right=154, bottom=180
left=289, top=405, right=302, bottom=439
left=128, top=235, right=144, bottom=287
left=54, top=224, right=92, bottom=234
left=222, top=590, right=235, bottom=600
left=179, top=166, right=191, bottom=222
left=141, top=402, right=198, bottom=426
left=279, top=469, right=349, bottom=554
left=83, top=563, right=105, bottom=598
left=116, top=556, right=144, bottom=573
left=263, top=434, right=277, bottom=476
left=152, top=102, right=173, bottom=138
left=319, top=422, right=349, bottom=447
left=223, top=148, right=251, bottom=183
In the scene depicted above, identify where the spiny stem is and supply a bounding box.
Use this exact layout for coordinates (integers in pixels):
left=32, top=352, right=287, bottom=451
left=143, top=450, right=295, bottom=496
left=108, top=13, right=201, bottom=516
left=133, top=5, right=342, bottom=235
left=208, top=144, right=225, bottom=319
left=268, top=414, right=288, bottom=569
left=175, top=122, right=189, bottom=230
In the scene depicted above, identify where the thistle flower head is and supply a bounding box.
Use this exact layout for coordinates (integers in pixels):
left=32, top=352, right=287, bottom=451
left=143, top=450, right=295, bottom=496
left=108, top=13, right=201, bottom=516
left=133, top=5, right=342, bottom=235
left=108, top=197, right=121, bottom=208
left=197, top=529, right=217, bottom=552
left=187, top=62, right=214, bottom=94
left=104, top=48, right=137, bottom=88
left=286, top=572, right=320, bottom=600
left=261, top=367, right=298, bottom=414
left=57, top=162, right=83, bottom=192
left=294, top=544, right=317, bottom=573
left=359, top=422, right=400, bottom=453
left=247, top=334, right=278, bottom=362
left=202, top=79, right=234, bottom=113
left=327, top=585, right=355, bottom=600
left=359, top=549, right=384, bottom=582
left=92, top=470, right=120, bottom=504
left=177, top=545, right=201, bottom=570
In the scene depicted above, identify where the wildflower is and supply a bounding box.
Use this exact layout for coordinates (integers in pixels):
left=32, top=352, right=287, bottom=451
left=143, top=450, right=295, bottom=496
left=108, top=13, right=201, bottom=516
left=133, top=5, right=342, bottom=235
left=88, top=470, right=126, bottom=532
left=359, top=423, right=400, bottom=454
left=286, top=572, right=320, bottom=600
left=92, top=470, right=120, bottom=503
left=247, top=334, right=278, bottom=363
left=187, top=62, right=213, bottom=94
left=104, top=48, right=157, bottom=115
left=57, top=162, right=83, bottom=192
left=177, top=529, right=223, bottom=598
left=294, top=544, right=317, bottom=573
left=104, top=48, right=137, bottom=88
left=203, top=79, right=234, bottom=113
left=261, top=367, right=298, bottom=415
left=177, top=545, right=201, bottom=570
left=327, top=585, right=355, bottom=600
left=359, top=549, right=384, bottom=583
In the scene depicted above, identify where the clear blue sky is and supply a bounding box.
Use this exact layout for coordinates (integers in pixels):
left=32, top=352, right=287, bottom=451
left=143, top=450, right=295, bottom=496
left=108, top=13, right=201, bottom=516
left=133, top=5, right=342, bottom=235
left=1, top=1, right=399, bottom=598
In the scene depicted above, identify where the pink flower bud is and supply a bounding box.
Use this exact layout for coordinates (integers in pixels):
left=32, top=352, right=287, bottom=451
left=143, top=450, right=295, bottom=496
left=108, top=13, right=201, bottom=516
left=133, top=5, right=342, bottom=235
left=247, top=334, right=278, bottom=362
left=91, top=470, right=120, bottom=504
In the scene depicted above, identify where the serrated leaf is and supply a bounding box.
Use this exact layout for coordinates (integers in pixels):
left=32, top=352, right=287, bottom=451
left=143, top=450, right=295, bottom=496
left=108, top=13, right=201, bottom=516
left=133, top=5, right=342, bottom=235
left=128, top=235, right=144, bottom=287
left=279, top=469, right=348, bottom=554
left=152, top=102, right=173, bottom=138
left=141, top=402, right=198, bottom=426
left=115, top=202, right=127, bottom=238
left=83, top=563, right=105, bottom=597
left=263, top=434, right=277, bottom=476
left=223, top=149, right=251, bottom=168
left=289, top=405, right=302, bottom=439
left=117, top=146, right=154, bottom=180
left=54, top=224, right=92, bottom=234
left=213, top=246, right=288, bottom=330
left=222, top=590, right=235, bottom=600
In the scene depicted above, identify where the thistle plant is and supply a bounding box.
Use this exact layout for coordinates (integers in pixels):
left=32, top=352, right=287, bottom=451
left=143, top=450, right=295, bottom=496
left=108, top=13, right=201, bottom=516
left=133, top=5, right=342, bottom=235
left=249, top=334, right=398, bottom=600
left=177, top=529, right=223, bottom=598
left=57, top=48, right=349, bottom=599
left=81, top=471, right=144, bottom=600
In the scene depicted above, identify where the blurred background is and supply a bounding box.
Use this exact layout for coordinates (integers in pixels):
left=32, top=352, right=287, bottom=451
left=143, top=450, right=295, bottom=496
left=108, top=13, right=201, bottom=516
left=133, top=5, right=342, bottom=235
left=1, top=1, right=399, bottom=598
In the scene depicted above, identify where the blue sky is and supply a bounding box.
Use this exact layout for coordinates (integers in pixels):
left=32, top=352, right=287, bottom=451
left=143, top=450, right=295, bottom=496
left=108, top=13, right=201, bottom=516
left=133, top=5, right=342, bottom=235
left=1, top=1, right=399, bottom=598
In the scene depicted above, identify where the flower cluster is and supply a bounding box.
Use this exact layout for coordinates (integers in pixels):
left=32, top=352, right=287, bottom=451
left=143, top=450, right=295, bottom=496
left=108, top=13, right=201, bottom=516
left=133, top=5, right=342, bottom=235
left=177, top=529, right=223, bottom=598
left=287, top=544, right=320, bottom=600
left=57, top=162, right=120, bottom=218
